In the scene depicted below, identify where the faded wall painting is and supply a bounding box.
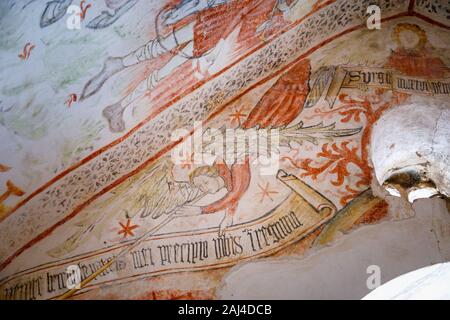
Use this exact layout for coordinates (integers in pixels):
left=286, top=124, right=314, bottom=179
left=0, top=0, right=449, bottom=300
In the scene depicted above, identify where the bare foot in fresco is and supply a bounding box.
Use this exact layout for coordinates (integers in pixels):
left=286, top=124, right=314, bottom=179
left=81, top=57, right=125, bottom=100
left=102, top=101, right=126, bottom=132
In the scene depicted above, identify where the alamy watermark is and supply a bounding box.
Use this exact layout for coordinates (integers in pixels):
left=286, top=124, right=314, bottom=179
left=66, top=265, right=81, bottom=290
left=366, top=264, right=381, bottom=290
left=367, top=5, right=381, bottom=30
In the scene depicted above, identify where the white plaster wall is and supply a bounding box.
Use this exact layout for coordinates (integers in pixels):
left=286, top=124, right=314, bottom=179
left=363, top=262, right=450, bottom=300
left=218, top=197, right=450, bottom=299
left=370, top=97, right=450, bottom=199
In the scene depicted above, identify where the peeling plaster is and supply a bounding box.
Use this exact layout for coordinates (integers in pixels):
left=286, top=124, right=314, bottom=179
left=218, top=197, right=450, bottom=299
left=370, top=96, right=450, bottom=202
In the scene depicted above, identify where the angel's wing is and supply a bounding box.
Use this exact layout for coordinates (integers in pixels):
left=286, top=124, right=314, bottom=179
left=304, top=65, right=337, bottom=109
left=137, top=172, right=185, bottom=219
left=279, top=121, right=362, bottom=146
left=118, top=159, right=203, bottom=219
left=46, top=158, right=185, bottom=258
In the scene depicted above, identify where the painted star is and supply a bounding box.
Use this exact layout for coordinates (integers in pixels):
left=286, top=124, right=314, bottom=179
left=257, top=182, right=279, bottom=202
left=118, top=219, right=139, bottom=238
left=228, top=107, right=247, bottom=126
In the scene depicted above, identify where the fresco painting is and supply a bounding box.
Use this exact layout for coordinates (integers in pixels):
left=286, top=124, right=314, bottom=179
left=0, top=0, right=449, bottom=300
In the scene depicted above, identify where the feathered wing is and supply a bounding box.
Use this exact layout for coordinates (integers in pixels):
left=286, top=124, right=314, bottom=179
left=304, top=65, right=337, bottom=109
left=279, top=121, right=362, bottom=146
left=47, top=158, right=198, bottom=258
left=137, top=177, right=200, bottom=220
left=242, top=59, right=311, bottom=129
left=119, top=159, right=201, bottom=219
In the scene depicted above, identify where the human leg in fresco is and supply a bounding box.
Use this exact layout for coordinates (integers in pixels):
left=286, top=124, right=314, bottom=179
left=82, top=0, right=295, bottom=132
left=81, top=0, right=232, bottom=132
left=100, top=33, right=197, bottom=133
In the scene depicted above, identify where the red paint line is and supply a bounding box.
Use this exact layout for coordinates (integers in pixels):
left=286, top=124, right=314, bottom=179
left=2, top=0, right=338, bottom=222
left=0, top=10, right=420, bottom=272
left=412, top=11, right=450, bottom=30
left=0, top=135, right=195, bottom=272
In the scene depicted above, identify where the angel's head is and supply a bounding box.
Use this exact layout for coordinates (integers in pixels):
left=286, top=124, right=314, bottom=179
left=189, top=165, right=225, bottom=194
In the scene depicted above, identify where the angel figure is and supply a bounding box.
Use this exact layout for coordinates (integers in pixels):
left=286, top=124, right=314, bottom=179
left=47, top=157, right=246, bottom=257
left=48, top=58, right=360, bottom=258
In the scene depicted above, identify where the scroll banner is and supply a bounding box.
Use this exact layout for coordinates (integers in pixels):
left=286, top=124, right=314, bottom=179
left=325, top=66, right=450, bottom=107
left=0, top=170, right=336, bottom=300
